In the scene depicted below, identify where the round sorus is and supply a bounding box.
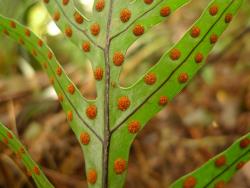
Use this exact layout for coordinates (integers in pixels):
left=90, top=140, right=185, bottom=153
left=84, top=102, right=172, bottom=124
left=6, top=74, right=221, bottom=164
left=27, top=169, right=32, bottom=177
left=118, top=96, right=130, bottom=111
left=50, top=77, right=54, bottom=85
left=82, top=41, right=90, bottom=52
left=19, top=147, right=25, bottom=154
left=209, top=5, right=218, bottom=16
left=65, top=26, right=73, bottom=37
left=2, top=138, right=8, bottom=145
left=120, top=8, right=131, bottom=23
left=80, top=132, right=90, bottom=145
left=159, top=96, right=168, bottom=106
left=74, top=12, right=83, bottom=24
left=67, top=84, right=75, bottom=94
left=18, top=38, right=24, bottom=45
left=53, top=11, right=60, bottom=21
left=178, top=72, right=189, bottom=83
left=94, top=67, right=103, bottom=81
left=56, top=66, right=62, bottom=76
left=114, top=158, right=126, bottom=174
left=170, top=48, right=181, bottom=60
left=214, top=181, right=225, bottom=188
left=225, top=13, right=233, bottom=23
left=160, top=6, right=171, bottom=17
left=33, top=166, right=40, bottom=175
left=90, top=23, right=100, bottom=36
left=215, top=155, right=226, bottom=167
left=32, top=49, right=37, bottom=57
left=3, top=29, right=9, bottom=35
left=16, top=151, right=21, bottom=159
left=86, top=105, right=97, bottom=119
left=43, top=0, right=49, bottom=3
left=50, top=77, right=54, bottom=84
left=87, top=169, right=97, bottom=184
left=133, top=24, right=144, bottom=36
left=58, top=94, right=64, bottom=102
left=25, top=29, right=31, bottom=37
left=95, top=0, right=105, bottom=12
left=7, top=132, right=13, bottom=139
left=10, top=21, right=16, bottom=28
left=236, top=161, right=245, bottom=170
left=67, top=111, right=73, bottom=121
left=183, top=176, right=196, bottom=188
left=210, top=34, right=218, bottom=44
left=62, top=0, right=69, bottom=5
left=113, top=52, right=124, bottom=66
left=48, top=51, right=53, bottom=59
left=43, top=62, right=48, bottom=69
left=240, top=138, right=250, bottom=148
left=195, top=52, right=203, bottom=63
left=144, top=73, right=157, bottom=85
left=128, top=120, right=141, bottom=134
left=16, top=147, right=25, bottom=158
left=144, top=0, right=153, bottom=4
left=190, top=26, right=200, bottom=38
left=37, top=39, right=43, bottom=47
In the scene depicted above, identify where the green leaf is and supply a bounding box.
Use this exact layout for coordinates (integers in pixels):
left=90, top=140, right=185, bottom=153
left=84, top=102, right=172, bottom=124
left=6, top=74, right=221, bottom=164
left=170, top=133, right=250, bottom=188
left=0, top=15, right=102, bottom=139
left=0, top=122, right=54, bottom=188
left=108, top=0, right=243, bottom=187
left=109, top=0, right=190, bottom=79
left=0, top=0, right=245, bottom=188
left=110, top=0, right=243, bottom=131
left=0, top=15, right=104, bottom=187
left=42, top=0, right=104, bottom=64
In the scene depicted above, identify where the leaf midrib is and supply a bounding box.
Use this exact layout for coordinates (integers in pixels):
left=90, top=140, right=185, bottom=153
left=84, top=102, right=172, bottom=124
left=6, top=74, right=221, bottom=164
left=102, top=0, right=115, bottom=187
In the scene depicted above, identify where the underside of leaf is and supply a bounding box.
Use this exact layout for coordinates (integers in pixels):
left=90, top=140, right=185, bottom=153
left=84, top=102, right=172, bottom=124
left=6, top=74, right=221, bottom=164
left=0, top=0, right=246, bottom=188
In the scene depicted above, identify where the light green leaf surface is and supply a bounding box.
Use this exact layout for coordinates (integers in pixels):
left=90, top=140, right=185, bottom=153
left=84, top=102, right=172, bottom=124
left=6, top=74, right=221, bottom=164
left=0, top=0, right=246, bottom=188
left=170, top=133, right=250, bottom=188
left=0, top=122, right=54, bottom=188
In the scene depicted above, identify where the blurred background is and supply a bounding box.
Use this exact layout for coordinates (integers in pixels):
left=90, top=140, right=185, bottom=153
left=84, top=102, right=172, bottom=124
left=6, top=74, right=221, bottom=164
left=0, top=0, right=250, bottom=187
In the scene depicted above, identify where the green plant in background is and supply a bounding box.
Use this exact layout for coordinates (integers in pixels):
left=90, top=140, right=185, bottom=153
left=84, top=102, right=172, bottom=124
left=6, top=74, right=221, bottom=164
left=0, top=0, right=249, bottom=188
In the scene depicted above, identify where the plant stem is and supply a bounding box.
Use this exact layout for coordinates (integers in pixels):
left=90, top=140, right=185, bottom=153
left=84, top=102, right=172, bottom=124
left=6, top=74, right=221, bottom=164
left=103, top=0, right=114, bottom=187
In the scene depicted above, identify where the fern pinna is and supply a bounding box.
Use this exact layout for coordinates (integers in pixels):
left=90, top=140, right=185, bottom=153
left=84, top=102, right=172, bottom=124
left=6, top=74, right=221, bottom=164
left=0, top=0, right=249, bottom=188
